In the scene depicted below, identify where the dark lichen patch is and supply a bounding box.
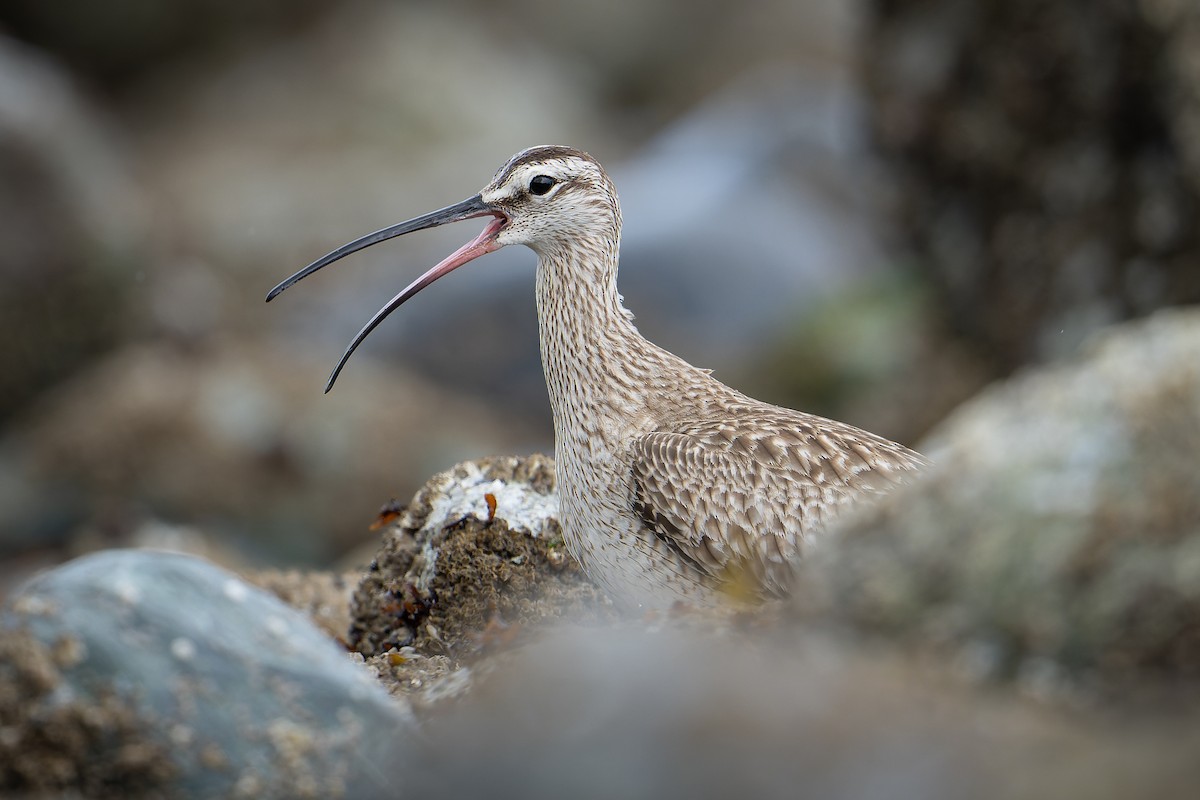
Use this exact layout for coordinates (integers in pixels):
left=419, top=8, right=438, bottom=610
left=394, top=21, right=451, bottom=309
left=0, top=628, right=173, bottom=798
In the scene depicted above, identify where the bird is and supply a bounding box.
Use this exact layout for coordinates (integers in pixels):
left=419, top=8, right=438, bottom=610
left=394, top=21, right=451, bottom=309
left=267, top=145, right=927, bottom=610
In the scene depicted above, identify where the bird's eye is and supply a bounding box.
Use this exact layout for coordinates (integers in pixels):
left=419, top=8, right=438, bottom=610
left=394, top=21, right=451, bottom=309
left=529, top=175, right=556, bottom=196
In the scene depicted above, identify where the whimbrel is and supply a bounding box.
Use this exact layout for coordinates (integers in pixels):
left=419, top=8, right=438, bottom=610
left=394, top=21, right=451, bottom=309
left=268, top=145, right=926, bottom=609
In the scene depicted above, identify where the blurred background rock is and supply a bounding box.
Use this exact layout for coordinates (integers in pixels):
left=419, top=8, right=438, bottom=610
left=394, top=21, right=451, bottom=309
left=1, top=0, right=1196, bottom=588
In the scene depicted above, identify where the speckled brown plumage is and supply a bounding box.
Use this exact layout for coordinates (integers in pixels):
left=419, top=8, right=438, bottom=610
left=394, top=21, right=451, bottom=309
left=271, top=145, right=928, bottom=610
left=484, top=146, right=927, bottom=608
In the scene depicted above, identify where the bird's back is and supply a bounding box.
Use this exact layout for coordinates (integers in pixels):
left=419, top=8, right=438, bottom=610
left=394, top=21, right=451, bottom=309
left=624, top=376, right=927, bottom=600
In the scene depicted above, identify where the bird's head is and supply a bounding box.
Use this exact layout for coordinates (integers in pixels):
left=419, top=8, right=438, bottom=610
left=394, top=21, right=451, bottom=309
left=265, top=145, right=619, bottom=391
left=483, top=145, right=620, bottom=255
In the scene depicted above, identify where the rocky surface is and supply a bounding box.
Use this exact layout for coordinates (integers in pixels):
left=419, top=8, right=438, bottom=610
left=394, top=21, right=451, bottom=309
left=3, top=2, right=1200, bottom=795
left=412, top=625, right=1200, bottom=800
left=795, top=308, right=1200, bottom=693
left=0, top=627, right=173, bottom=796
left=2, top=550, right=413, bottom=798
left=4, top=310, right=1200, bottom=797
left=349, top=454, right=616, bottom=659
left=8, top=0, right=1200, bottom=588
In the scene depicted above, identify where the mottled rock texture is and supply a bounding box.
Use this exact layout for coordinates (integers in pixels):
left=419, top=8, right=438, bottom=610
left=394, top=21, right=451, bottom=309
left=796, top=309, right=1200, bottom=691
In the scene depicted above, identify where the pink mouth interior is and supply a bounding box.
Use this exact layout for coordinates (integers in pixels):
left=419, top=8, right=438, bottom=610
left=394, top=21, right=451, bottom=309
left=436, top=214, right=505, bottom=272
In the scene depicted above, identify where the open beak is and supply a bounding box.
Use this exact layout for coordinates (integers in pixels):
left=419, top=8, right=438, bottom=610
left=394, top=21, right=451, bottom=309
left=266, top=194, right=506, bottom=392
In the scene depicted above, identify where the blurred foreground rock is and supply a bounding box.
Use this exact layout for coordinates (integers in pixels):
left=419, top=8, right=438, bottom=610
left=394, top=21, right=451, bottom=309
left=413, top=626, right=1198, bottom=800
left=1, top=550, right=412, bottom=797
left=4, top=310, right=1200, bottom=797
left=797, top=308, right=1200, bottom=691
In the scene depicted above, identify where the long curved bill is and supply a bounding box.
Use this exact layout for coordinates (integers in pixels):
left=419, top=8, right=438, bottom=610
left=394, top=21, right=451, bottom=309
left=265, top=194, right=506, bottom=392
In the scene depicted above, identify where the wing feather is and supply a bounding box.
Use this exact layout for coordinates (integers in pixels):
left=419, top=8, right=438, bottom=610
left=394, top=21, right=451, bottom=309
left=629, top=408, right=926, bottom=598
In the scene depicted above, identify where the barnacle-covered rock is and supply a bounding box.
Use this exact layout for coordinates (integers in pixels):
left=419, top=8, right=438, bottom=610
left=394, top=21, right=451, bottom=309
left=349, top=454, right=615, bottom=659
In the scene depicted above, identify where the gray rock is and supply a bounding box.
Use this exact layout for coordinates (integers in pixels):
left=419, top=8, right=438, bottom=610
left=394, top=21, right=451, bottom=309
left=409, top=624, right=1199, bottom=800
left=2, top=549, right=414, bottom=798
left=795, top=309, right=1200, bottom=691
left=7, top=334, right=1200, bottom=798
